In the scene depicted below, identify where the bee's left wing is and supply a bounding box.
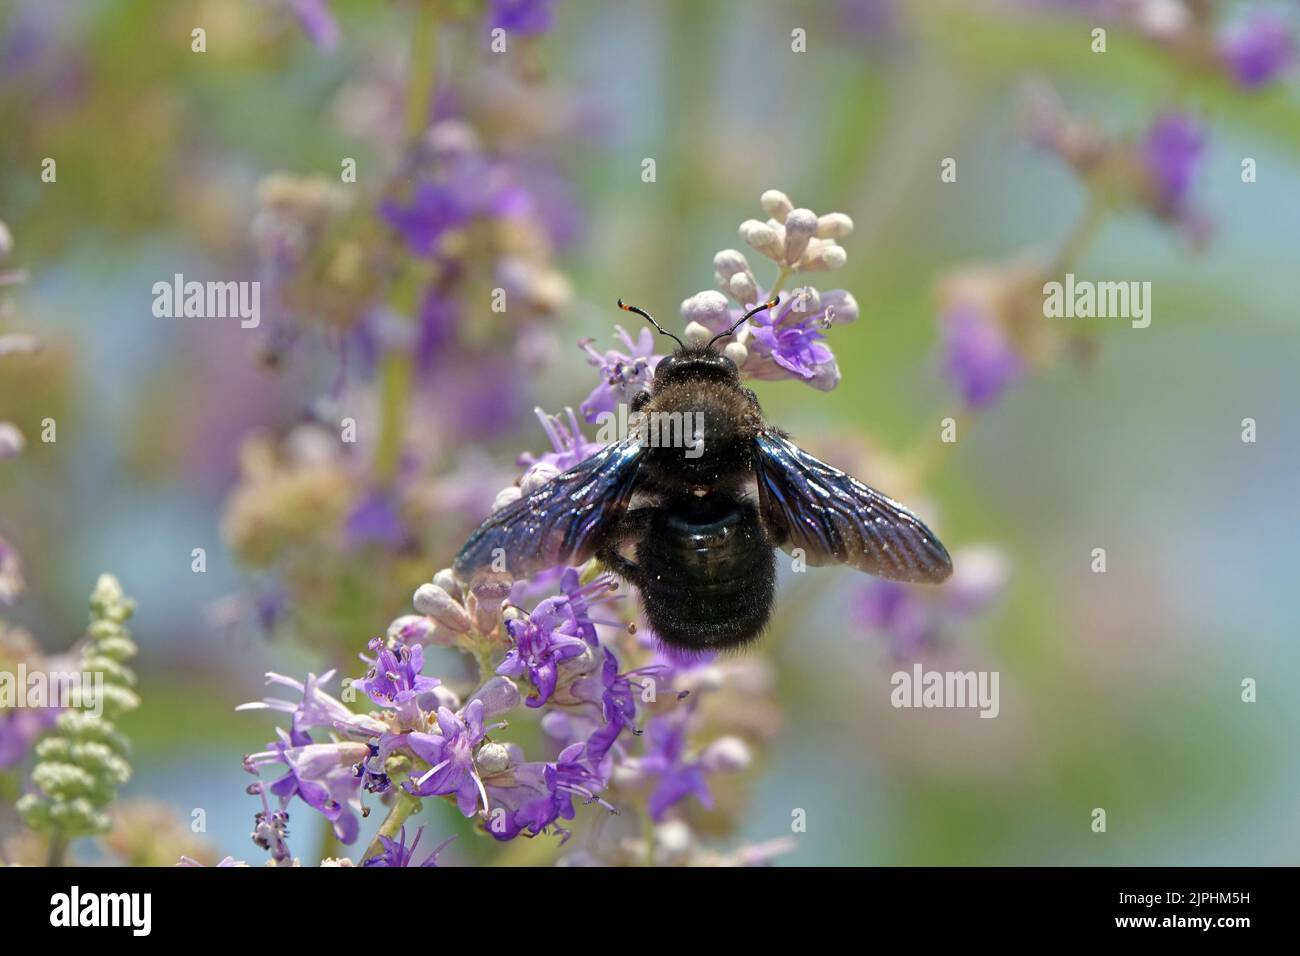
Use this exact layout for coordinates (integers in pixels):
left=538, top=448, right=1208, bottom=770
left=753, top=429, right=952, bottom=583
left=453, top=436, right=645, bottom=586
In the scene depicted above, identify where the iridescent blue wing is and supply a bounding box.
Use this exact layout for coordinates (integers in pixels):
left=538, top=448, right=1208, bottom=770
left=754, top=430, right=952, bottom=583
left=454, top=436, right=646, bottom=585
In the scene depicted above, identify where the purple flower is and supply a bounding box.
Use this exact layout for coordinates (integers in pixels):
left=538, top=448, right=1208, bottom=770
left=363, top=826, right=452, bottom=867
left=640, top=714, right=713, bottom=821
left=238, top=669, right=387, bottom=743
left=518, top=407, right=602, bottom=478
left=344, top=489, right=409, bottom=551
left=247, top=735, right=372, bottom=844
left=578, top=327, right=663, bottom=422
left=940, top=304, right=1021, bottom=410
left=487, top=0, right=555, bottom=35
left=498, top=569, right=617, bottom=707
left=1220, top=9, right=1295, bottom=89
left=354, top=638, right=441, bottom=721
left=286, top=0, right=340, bottom=51
left=404, top=700, right=492, bottom=814
left=1140, top=112, right=1206, bottom=216
left=379, top=180, right=472, bottom=257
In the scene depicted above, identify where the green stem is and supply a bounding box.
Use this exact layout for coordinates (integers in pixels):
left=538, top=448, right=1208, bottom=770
left=374, top=1, right=440, bottom=484
left=361, top=790, right=422, bottom=864
left=46, top=834, right=67, bottom=867
left=768, top=265, right=792, bottom=299
left=1048, top=193, right=1108, bottom=279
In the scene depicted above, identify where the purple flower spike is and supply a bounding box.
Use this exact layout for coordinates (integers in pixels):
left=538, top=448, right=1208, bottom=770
left=1220, top=10, right=1296, bottom=89
left=940, top=304, right=1021, bottom=410
left=640, top=714, right=713, bottom=822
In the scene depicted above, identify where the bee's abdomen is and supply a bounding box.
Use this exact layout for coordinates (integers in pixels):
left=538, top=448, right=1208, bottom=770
left=635, top=495, right=776, bottom=651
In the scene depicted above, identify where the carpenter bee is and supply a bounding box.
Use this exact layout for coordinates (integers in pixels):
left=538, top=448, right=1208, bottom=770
left=454, top=297, right=953, bottom=651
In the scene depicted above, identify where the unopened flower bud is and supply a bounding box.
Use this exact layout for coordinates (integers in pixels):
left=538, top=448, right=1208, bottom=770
left=521, top=462, right=561, bottom=494
left=683, top=321, right=711, bottom=346
left=491, top=485, right=522, bottom=513
left=759, top=189, right=793, bottom=222
left=653, top=819, right=695, bottom=865
left=816, top=212, right=854, bottom=239
left=701, top=735, right=752, bottom=772
left=739, top=219, right=783, bottom=261
left=723, top=341, right=748, bottom=365
left=0, top=423, right=24, bottom=459
left=432, top=568, right=460, bottom=596
left=680, top=289, right=731, bottom=331
left=728, top=271, right=758, bottom=305
left=782, top=208, right=818, bottom=266
left=797, top=238, right=847, bottom=271
left=413, top=584, right=472, bottom=633
left=712, top=248, right=750, bottom=279
left=387, top=614, right=441, bottom=646
left=469, top=579, right=511, bottom=633
left=475, top=741, right=512, bottom=775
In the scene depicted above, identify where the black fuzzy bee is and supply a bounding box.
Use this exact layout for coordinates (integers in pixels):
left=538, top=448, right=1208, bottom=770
left=454, top=297, right=953, bottom=651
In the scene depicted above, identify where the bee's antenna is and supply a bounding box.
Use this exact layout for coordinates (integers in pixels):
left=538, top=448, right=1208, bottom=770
left=618, top=299, right=684, bottom=349
left=707, top=296, right=780, bottom=350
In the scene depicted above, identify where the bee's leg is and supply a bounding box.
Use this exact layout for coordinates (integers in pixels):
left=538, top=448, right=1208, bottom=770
left=596, top=508, right=653, bottom=586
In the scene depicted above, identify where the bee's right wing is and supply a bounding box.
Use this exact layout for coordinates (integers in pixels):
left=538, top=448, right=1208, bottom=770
left=453, top=436, right=646, bottom=585
left=753, top=429, right=952, bottom=584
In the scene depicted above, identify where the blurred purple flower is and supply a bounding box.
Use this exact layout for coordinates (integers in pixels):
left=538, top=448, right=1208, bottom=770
left=856, top=545, right=1009, bottom=657
left=344, top=489, right=409, bottom=551
left=640, top=713, right=712, bottom=821
left=1140, top=112, right=1206, bottom=216
left=0, top=706, right=58, bottom=769
left=286, top=0, right=340, bottom=50
left=379, top=180, right=472, bottom=257
left=519, top=407, right=602, bottom=477
left=488, top=0, right=556, bottom=35
left=940, top=304, right=1021, bottom=409
left=1219, top=9, right=1295, bottom=89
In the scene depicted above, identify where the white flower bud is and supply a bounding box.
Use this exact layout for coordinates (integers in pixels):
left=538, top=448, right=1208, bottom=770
left=491, top=485, right=522, bottom=513
left=611, top=757, right=645, bottom=789
left=683, top=321, right=711, bottom=346
left=808, top=359, right=841, bottom=391
left=521, top=462, right=561, bottom=494
left=653, top=819, right=695, bottom=865
left=475, top=741, right=513, bottom=775
left=782, top=208, right=819, bottom=266
left=797, top=238, right=847, bottom=272
left=728, top=271, right=758, bottom=305
left=680, top=289, right=731, bottom=330
left=739, top=219, right=783, bottom=261
left=413, top=584, right=472, bottom=632
left=712, top=248, right=750, bottom=279
left=432, top=567, right=460, bottom=596
left=467, top=675, right=521, bottom=717
left=759, top=189, right=793, bottom=223
left=0, top=423, right=25, bottom=460
left=701, top=735, right=752, bottom=772
left=723, top=341, right=748, bottom=365
left=816, top=212, right=855, bottom=239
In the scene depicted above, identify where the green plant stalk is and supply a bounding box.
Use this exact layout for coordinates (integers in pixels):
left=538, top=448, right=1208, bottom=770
left=361, top=789, right=422, bottom=863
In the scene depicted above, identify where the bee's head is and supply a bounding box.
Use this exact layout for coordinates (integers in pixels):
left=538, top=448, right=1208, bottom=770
left=617, top=296, right=779, bottom=389
left=652, top=346, right=737, bottom=387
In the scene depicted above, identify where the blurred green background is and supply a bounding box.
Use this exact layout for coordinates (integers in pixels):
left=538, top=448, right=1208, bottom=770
left=1, top=0, right=1298, bottom=864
